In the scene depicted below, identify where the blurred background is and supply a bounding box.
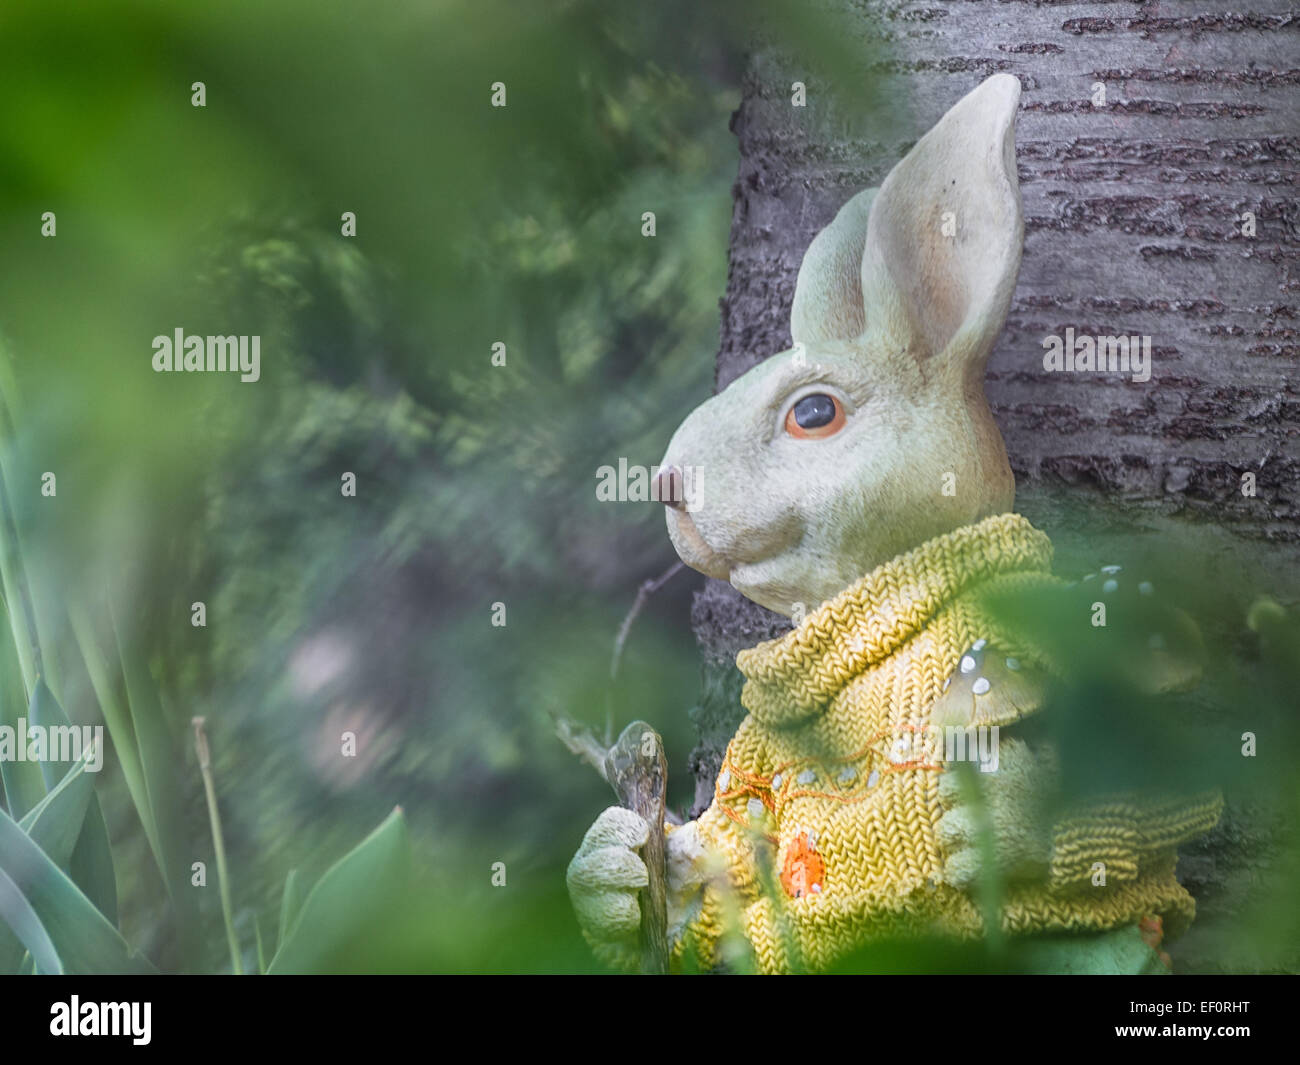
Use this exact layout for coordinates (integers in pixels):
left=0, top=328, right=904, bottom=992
left=0, top=0, right=1295, bottom=974
left=0, top=0, right=765, bottom=973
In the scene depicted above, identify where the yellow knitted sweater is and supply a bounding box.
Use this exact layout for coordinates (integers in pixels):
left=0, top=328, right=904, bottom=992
left=675, top=513, right=1221, bottom=973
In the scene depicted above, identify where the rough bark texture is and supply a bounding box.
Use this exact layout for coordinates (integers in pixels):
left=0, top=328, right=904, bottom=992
left=687, top=0, right=1299, bottom=972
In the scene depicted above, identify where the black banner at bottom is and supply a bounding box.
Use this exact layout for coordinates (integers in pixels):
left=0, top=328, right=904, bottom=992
left=0, top=972, right=1286, bottom=1051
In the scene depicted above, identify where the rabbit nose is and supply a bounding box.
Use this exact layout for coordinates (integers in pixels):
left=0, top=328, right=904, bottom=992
left=655, top=466, right=685, bottom=509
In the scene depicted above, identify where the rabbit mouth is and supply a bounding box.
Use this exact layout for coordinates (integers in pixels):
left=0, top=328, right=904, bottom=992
left=666, top=508, right=733, bottom=580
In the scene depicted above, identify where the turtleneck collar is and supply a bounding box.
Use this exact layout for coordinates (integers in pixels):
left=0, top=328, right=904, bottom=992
left=736, top=513, right=1053, bottom=728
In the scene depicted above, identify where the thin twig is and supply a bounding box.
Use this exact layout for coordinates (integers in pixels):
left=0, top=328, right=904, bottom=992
left=610, top=561, right=686, bottom=682
left=605, top=560, right=684, bottom=743
left=553, top=713, right=616, bottom=787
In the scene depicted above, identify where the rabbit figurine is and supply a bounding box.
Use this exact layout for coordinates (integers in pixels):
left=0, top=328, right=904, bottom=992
left=567, top=74, right=1220, bottom=974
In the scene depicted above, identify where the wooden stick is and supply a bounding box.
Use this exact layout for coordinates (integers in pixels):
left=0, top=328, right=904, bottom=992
left=555, top=714, right=671, bottom=974
left=604, top=721, right=669, bottom=974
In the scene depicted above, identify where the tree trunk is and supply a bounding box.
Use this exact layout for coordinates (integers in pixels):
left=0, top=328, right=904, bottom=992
left=688, top=0, right=1299, bottom=972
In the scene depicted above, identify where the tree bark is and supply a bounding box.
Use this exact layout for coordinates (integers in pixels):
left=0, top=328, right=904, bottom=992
left=688, top=0, right=1299, bottom=972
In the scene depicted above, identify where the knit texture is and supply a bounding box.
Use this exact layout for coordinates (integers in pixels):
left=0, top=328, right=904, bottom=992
left=678, top=513, right=1221, bottom=973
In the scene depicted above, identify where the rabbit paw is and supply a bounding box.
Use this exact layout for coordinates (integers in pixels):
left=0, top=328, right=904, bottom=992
left=566, top=806, right=708, bottom=967
left=567, top=806, right=651, bottom=960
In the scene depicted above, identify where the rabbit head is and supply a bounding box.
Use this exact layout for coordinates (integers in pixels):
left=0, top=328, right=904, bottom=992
left=660, top=74, right=1024, bottom=618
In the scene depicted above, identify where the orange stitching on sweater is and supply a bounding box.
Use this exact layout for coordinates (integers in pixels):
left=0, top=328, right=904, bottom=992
left=769, top=738, right=887, bottom=778
left=716, top=801, right=778, bottom=844
left=724, top=764, right=772, bottom=788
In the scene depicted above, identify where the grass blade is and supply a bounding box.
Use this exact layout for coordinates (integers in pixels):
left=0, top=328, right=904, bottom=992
left=192, top=717, right=241, bottom=974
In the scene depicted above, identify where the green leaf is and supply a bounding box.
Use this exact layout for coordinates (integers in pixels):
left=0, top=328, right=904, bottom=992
left=267, top=808, right=410, bottom=975
left=0, top=805, right=154, bottom=974
left=0, top=618, right=45, bottom=821
left=254, top=916, right=267, bottom=975
left=29, top=678, right=76, bottom=789
left=69, top=802, right=118, bottom=926
left=0, top=474, right=38, bottom=703
left=0, top=866, right=60, bottom=974
left=67, top=601, right=160, bottom=864
left=71, top=602, right=194, bottom=962
left=3, top=742, right=94, bottom=973
left=25, top=678, right=118, bottom=922
left=108, top=602, right=190, bottom=910
left=18, top=748, right=95, bottom=868
left=277, top=868, right=306, bottom=952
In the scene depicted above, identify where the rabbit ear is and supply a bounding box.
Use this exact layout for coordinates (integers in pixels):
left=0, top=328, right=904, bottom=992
left=859, top=74, right=1022, bottom=371
left=790, top=75, right=1022, bottom=367
left=790, top=188, right=877, bottom=346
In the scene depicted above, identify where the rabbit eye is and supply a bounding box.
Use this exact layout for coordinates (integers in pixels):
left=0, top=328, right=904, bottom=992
left=785, top=393, right=845, bottom=439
